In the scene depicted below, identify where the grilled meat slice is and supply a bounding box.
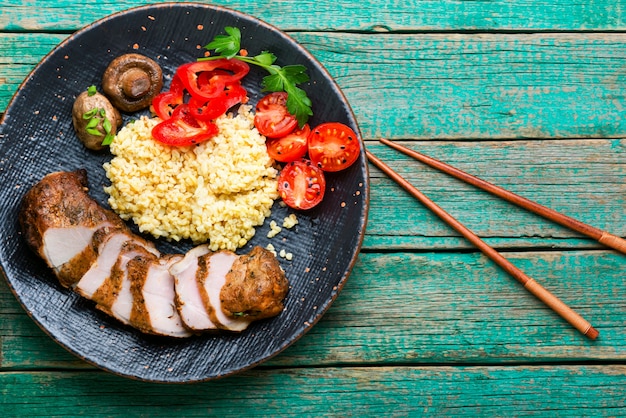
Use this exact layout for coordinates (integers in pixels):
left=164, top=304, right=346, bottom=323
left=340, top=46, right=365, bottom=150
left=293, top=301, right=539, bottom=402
left=74, top=231, right=158, bottom=298
left=198, top=251, right=251, bottom=331
left=20, top=170, right=289, bottom=337
left=138, top=255, right=191, bottom=338
left=169, top=244, right=219, bottom=331
left=19, top=170, right=127, bottom=287
left=93, top=242, right=158, bottom=325
left=221, top=246, right=289, bottom=320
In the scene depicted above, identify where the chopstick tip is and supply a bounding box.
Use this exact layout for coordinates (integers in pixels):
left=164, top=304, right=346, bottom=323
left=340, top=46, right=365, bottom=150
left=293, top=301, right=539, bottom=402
left=586, top=326, right=599, bottom=340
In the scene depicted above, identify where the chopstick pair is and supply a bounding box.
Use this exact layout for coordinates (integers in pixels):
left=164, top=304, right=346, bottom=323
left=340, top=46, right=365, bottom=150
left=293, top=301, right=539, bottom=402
left=367, top=139, right=609, bottom=340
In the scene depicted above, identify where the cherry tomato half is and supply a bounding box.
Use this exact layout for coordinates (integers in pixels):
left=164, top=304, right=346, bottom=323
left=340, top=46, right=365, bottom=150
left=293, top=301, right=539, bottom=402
left=277, top=159, right=326, bottom=210
left=266, top=123, right=310, bottom=162
left=307, top=122, right=361, bottom=172
left=254, top=92, right=298, bottom=139
left=152, top=104, right=218, bottom=146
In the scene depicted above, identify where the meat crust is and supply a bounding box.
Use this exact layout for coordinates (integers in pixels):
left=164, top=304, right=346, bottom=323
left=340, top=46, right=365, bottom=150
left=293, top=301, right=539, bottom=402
left=220, top=246, right=289, bottom=320
left=19, top=170, right=289, bottom=337
left=19, top=170, right=126, bottom=255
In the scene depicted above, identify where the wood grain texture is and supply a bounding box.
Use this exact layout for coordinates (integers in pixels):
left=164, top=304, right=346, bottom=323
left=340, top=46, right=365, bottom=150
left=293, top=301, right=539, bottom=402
left=364, top=139, right=625, bottom=250
left=299, top=32, right=626, bottom=140
left=3, top=250, right=624, bottom=369
left=1, top=0, right=625, bottom=413
left=4, top=32, right=626, bottom=141
left=1, top=366, right=625, bottom=416
left=2, top=0, right=626, bottom=32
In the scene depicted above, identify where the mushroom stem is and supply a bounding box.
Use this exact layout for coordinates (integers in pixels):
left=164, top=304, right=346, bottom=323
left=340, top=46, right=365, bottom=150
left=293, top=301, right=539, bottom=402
left=120, top=67, right=152, bottom=99
left=102, top=53, right=163, bottom=112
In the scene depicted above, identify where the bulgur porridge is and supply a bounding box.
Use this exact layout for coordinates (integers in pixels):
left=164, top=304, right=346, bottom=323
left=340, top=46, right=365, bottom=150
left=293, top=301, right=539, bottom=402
left=103, top=105, right=279, bottom=251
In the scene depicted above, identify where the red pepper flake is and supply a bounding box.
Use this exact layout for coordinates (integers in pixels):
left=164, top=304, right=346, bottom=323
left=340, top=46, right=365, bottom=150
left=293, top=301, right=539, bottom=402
left=197, top=24, right=204, bottom=30
left=132, top=43, right=139, bottom=49
left=239, top=48, right=248, bottom=57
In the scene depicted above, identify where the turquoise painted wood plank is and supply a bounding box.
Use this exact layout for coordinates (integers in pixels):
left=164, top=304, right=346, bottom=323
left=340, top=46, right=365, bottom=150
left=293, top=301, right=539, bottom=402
left=4, top=33, right=626, bottom=141
left=2, top=0, right=626, bottom=32
left=3, top=250, right=624, bottom=370
left=1, top=366, right=625, bottom=416
left=299, top=32, right=626, bottom=140
left=276, top=250, right=625, bottom=366
left=0, top=33, right=67, bottom=112
left=364, top=139, right=626, bottom=250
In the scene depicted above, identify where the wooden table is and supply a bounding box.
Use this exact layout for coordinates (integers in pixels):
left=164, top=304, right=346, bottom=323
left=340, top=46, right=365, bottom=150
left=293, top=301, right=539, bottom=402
left=1, top=1, right=625, bottom=415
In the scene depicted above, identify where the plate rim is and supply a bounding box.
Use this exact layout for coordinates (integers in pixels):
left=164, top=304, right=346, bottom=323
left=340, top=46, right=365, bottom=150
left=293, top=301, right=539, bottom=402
left=0, top=1, right=370, bottom=383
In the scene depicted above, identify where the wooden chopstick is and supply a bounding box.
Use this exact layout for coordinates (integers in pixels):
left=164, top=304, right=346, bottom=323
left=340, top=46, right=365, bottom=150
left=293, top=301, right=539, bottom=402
left=379, top=138, right=626, bottom=255
left=366, top=150, right=599, bottom=340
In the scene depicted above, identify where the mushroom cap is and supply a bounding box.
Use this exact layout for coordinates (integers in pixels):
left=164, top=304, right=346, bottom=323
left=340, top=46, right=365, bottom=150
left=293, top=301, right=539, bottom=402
left=102, top=53, right=163, bottom=113
left=71, top=90, right=122, bottom=151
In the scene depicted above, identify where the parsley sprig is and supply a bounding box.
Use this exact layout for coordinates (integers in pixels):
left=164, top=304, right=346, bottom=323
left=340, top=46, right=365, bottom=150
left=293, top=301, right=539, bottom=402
left=200, top=26, right=313, bottom=126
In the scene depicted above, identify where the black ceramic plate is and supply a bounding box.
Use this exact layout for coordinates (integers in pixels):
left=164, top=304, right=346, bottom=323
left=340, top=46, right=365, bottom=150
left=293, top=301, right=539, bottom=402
left=0, top=3, right=368, bottom=383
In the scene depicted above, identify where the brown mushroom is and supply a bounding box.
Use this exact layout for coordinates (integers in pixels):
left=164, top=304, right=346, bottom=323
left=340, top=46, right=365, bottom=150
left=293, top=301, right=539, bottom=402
left=102, top=53, right=163, bottom=112
left=72, top=88, right=123, bottom=151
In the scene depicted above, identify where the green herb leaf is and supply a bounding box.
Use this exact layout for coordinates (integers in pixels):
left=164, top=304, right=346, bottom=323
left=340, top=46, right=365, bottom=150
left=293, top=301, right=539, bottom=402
left=201, top=27, right=313, bottom=126
left=102, top=117, right=112, bottom=134
left=253, top=51, right=276, bottom=67
left=284, top=84, right=313, bottom=127
left=82, top=108, right=98, bottom=119
left=204, top=26, right=241, bottom=59
left=261, top=73, right=285, bottom=92
left=86, top=127, right=101, bottom=136
left=101, top=133, right=114, bottom=146
left=282, top=65, right=310, bottom=85
left=86, top=117, right=100, bottom=129
left=87, top=85, right=97, bottom=96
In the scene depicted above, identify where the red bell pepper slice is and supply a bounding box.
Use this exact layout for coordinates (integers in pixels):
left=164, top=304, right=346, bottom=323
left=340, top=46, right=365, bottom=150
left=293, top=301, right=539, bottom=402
left=188, top=82, right=248, bottom=121
left=151, top=104, right=218, bottom=146
left=176, top=59, right=250, bottom=101
left=152, top=73, right=185, bottom=120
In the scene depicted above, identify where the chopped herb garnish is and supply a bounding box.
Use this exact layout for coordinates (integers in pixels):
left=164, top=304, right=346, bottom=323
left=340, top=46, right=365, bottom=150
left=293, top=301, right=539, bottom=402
left=200, top=26, right=313, bottom=127
left=101, top=132, right=114, bottom=146
left=87, top=85, right=98, bottom=96
left=82, top=108, right=98, bottom=119
left=82, top=105, right=115, bottom=146
left=81, top=86, right=116, bottom=146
